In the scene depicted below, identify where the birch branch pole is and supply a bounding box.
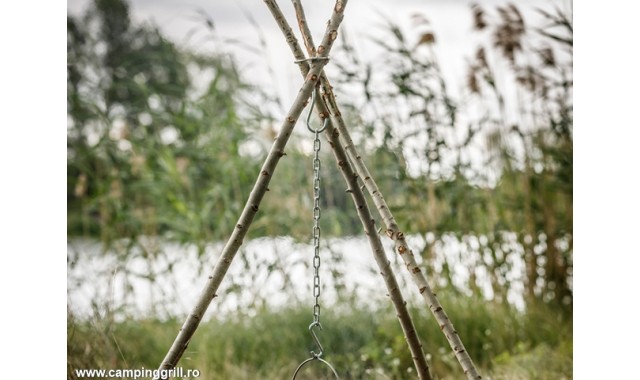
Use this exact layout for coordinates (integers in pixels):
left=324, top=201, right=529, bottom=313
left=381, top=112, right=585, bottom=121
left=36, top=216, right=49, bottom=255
left=267, top=1, right=482, bottom=378
left=322, top=90, right=483, bottom=380
left=157, top=1, right=347, bottom=375
left=263, top=1, right=432, bottom=378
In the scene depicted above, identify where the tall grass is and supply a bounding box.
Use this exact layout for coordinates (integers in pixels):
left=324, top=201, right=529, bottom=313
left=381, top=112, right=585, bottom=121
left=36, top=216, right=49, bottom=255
left=68, top=294, right=571, bottom=379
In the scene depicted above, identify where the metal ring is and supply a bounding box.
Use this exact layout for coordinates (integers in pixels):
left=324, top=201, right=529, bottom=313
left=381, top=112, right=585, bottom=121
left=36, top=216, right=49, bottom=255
left=291, top=356, right=339, bottom=380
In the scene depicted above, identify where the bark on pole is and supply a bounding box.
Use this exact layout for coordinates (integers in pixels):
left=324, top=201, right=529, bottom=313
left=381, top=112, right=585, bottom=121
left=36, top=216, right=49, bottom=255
left=157, top=1, right=348, bottom=375
left=265, top=1, right=482, bottom=378
left=263, top=1, right=432, bottom=378
left=322, top=88, right=483, bottom=380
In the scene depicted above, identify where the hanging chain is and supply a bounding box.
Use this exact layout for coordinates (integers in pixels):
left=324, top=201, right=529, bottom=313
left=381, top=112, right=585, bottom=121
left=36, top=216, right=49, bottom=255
left=312, top=129, right=322, bottom=325
left=292, top=86, right=339, bottom=380
left=309, top=87, right=326, bottom=327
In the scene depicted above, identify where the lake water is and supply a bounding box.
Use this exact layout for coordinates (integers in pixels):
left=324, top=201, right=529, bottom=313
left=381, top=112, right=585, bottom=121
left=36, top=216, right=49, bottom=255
left=67, top=234, right=526, bottom=321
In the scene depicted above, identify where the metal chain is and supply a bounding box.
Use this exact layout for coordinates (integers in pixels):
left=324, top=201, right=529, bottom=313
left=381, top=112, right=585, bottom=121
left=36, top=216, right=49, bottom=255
left=311, top=93, right=323, bottom=326
left=304, top=88, right=330, bottom=362
left=292, top=88, right=339, bottom=379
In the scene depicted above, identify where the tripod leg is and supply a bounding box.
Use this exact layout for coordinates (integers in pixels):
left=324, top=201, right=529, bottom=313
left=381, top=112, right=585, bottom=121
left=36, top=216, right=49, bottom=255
left=157, top=2, right=348, bottom=373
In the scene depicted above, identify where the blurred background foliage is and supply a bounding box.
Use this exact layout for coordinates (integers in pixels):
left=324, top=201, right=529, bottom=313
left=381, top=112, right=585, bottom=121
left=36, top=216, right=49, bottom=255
left=67, top=0, right=572, bottom=378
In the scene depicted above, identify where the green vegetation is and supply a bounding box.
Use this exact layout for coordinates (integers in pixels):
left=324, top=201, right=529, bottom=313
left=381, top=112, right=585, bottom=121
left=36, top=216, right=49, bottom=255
left=68, top=295, right=571, bottom=379
left=68, top=0, right=572, bottom=378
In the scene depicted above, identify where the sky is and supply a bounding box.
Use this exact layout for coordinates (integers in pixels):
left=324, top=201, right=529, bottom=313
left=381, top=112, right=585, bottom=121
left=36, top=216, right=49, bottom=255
left=66, top=0, right=565, bottom=108
left=67, top=0, right=569, bottom=181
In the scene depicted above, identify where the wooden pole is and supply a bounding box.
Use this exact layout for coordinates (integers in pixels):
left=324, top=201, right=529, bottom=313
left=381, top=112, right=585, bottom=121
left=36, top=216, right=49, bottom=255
left=157, top=1, right=348, bottom=375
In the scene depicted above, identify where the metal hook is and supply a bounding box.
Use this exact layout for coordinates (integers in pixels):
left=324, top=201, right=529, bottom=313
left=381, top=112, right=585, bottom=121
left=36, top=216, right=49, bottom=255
left=309, top=321, right=324, bottom=358
left=291, top=323, right=339, bottom=380
left=306, top=88, right=329, bottom=134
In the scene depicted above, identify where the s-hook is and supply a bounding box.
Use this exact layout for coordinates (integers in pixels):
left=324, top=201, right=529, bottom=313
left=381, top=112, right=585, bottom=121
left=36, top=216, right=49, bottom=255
left=291, top=87, right=338, bottom=380
left=306, top=88, right=329, bottom=134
